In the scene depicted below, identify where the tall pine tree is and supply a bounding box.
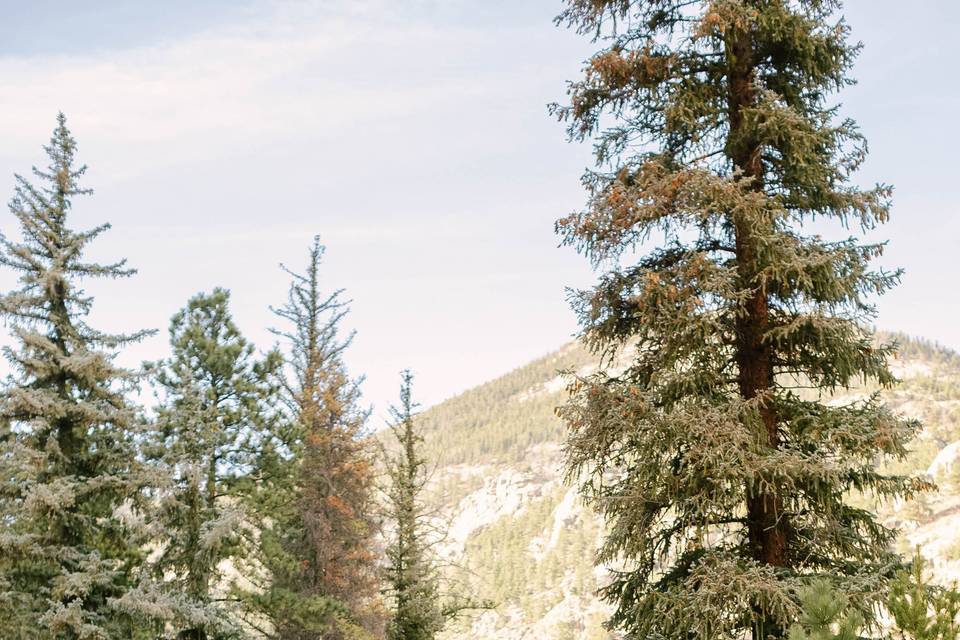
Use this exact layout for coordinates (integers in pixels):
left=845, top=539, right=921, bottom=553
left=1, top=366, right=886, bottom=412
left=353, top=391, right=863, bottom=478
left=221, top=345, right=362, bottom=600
left=383, top=371, right=443, bottom=640
left=241, top=238, right=383, bottom=640
left=0, top=114, right=155, bottom=638
left=553, top=2, right=929, bottom=638
left=144, top=289, right=279, bottom=640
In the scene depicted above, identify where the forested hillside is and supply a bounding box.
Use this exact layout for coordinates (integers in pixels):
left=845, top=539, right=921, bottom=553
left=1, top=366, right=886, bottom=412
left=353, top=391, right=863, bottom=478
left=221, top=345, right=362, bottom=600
left=415, top=334, right=960, bottom=639
left=418, top=343, right=593, bottom=467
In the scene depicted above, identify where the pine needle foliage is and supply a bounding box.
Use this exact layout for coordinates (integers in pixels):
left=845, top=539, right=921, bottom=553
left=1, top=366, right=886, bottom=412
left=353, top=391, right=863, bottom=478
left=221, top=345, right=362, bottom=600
left=0, top=114, right=156, bottom=638
left=552, top=2, right=931, bottom=638
left=787, top=580, right=863, bottom=640
left=383, top=371, right=444, bottom=640
left=242, top=237, right=383, bottom=640
left=145, top=289, right=280, bottom=640
left=887, top=549, right=960, bottom=640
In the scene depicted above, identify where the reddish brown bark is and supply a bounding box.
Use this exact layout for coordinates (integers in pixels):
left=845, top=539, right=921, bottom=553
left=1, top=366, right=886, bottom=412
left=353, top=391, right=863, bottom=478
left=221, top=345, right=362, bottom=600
left=726, top=19, right=789, bottom=640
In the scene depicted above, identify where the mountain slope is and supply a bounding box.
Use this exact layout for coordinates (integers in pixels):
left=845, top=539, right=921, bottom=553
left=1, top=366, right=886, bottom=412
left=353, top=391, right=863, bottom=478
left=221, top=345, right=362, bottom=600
left=413, top=334, right=960, bottom=639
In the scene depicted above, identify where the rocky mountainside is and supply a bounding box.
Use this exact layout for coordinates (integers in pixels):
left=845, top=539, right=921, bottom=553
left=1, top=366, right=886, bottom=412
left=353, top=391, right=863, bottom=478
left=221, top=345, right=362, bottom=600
left=409, top=334, right=960, bottom=640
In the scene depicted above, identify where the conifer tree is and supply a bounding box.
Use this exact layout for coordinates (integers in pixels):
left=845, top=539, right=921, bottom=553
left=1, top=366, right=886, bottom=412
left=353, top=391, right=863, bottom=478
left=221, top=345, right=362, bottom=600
left=383, top=371, right=444, bottom=640
left=145, top=289, right=280, bottom=639
left=553, top=2, right=930, bottom=638
left=241, top=238, right=383, bottom=640
left=888, top=549, right=960, bottom=640
left=0, top=114, right=155, bottom=638
left=787, top=581, right=863, bottom=640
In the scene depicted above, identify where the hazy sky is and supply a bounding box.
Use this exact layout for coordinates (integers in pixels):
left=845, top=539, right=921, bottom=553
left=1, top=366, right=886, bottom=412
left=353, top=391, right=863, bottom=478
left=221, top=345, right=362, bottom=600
left=0, top=0, right=957, bottom=418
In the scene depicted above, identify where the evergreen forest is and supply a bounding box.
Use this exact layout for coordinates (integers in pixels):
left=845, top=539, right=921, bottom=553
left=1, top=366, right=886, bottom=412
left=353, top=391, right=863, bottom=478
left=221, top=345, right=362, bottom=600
left=1, top=2, right=958, bottom=639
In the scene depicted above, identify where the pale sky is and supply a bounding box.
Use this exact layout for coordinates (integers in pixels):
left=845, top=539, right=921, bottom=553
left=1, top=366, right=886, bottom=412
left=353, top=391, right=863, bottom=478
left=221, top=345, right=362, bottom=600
left=0, top=0, right=957, bottom=418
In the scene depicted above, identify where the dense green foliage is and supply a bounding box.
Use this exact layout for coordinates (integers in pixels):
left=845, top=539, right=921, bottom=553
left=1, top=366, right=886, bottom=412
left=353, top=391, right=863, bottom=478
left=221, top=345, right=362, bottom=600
left=553, top=1, right=930, bottom=637
left=0, top=114, right=155, bottom=638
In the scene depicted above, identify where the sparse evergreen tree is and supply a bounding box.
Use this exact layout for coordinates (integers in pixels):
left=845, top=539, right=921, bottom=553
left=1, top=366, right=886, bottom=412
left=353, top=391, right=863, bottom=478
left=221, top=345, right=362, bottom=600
left=241, top=238, right=383, bottom=639
left=145, top=289, right=279, bottom=639
left=553, top=2, right=930, bottom=638
left=383, top=371, right=444, bottom=640
left=0, top=114, right=156, bottom=638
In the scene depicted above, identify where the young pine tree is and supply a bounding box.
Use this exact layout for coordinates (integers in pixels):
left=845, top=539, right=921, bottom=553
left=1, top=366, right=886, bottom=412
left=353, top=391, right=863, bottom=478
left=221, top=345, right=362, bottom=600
left=553, top=2, right=929, bottom=638
left=243, top=238, right=383, bottom=639
left=146, top=289, right=280, bottom=639
left=0, top=114, right=155, bottom=638
left=383, top=371, right=444, bottom=640
left=887, top=549, right=960, bottom=640
left=787, top=581, right=863, bottom=640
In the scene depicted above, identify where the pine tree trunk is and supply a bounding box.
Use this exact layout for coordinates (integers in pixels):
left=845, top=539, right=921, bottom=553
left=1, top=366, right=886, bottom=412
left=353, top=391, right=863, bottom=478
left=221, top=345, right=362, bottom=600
left=726, top=21, right=789, bottom=640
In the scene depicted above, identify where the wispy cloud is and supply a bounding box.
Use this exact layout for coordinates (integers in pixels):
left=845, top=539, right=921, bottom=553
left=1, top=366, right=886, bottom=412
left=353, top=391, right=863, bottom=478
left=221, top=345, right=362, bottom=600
left=0, top=1, right=596, bottom=412
left=0, top=1, right=562, bottom=175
